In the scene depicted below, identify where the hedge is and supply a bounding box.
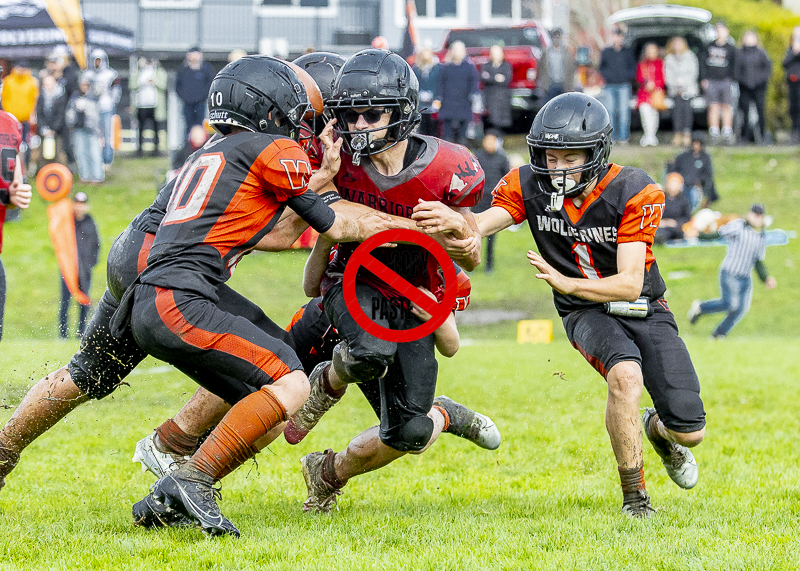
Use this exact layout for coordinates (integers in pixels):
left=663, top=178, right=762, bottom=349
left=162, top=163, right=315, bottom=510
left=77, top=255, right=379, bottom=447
left=667, top=0, right=800, bottom=131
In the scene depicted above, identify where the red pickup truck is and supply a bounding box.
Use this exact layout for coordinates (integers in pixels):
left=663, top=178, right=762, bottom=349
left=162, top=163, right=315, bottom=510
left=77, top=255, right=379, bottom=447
left=437, top=22, right=552, bottom=126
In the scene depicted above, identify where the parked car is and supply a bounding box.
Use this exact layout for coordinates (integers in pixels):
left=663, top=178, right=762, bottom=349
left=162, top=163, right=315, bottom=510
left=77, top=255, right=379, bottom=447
left=437, top=22, right=552, bottom=128
left=608, top=4, right=716, bottom=130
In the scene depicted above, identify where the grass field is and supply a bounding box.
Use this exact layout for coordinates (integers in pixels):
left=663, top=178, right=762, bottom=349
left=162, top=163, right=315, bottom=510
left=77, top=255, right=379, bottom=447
left=0, top=141, right=798, bottom=570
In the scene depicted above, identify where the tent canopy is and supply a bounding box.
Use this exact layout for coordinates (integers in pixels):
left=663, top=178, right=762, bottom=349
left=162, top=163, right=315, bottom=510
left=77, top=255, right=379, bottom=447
left=0, top=0, right=134, bottom=68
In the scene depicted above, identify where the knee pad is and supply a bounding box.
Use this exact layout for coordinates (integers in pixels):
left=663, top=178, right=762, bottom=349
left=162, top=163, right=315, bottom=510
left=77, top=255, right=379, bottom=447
left=380, top=415, right=434, bottom=453
left=332, top=341, right=389, bottom=384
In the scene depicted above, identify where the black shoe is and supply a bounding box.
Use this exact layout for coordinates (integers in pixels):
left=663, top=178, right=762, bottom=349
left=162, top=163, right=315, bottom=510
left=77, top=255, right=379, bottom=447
left=150, top=466, right=240, bottom=537
left=132, top=494, right=194, bottom=529
left=621, top=489, right=656, bottom=519
left=433, top=395, right=501, bottom=450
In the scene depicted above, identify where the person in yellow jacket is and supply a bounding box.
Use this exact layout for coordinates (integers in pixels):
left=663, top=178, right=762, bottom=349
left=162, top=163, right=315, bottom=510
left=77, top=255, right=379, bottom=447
left=1, top=60, right=39, bottom=167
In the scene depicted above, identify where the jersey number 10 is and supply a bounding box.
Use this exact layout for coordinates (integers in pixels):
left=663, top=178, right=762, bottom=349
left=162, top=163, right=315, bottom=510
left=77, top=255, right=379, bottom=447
left=163, top=153, right=226, bottom=225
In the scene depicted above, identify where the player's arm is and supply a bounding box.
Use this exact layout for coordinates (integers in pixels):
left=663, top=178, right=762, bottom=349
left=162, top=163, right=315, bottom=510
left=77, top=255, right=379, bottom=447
left=303, top=235, right=335, bottom=297
left=409, top=287, right=459, bottom=357
left=7, top=155, right=31, bottom=210
left=527, top=241, right=645, bottom=303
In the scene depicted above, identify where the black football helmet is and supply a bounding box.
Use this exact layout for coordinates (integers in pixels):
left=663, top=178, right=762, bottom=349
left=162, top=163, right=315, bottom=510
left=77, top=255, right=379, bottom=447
left=292, top=51, right=346, bottom=137
left=527, top=92, right=612, bottom=211
left=327, top=49, right=421, bottom=165
left=207, top=55, right=310, bottom=141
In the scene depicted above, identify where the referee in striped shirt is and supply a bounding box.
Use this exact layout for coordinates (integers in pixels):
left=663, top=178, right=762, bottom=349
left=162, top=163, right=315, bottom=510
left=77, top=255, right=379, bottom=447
left=688, top=204, right=777, bottom=338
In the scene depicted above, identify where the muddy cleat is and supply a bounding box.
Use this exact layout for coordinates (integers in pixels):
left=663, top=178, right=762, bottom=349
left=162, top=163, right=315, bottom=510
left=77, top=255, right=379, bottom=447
left=0, top=446, right=19, bottom=491
left=301, top=449, right=343, bottom=514
left=133, top=432, right=190, bottom=478
left=150, top=465, right=239, bottom=537
left=643, top=408, right=698, bottom=490
left=434, top=396, right=501, bottom=450
left=285, top=363, right=343, bottom=445
left=132, top=494, right=194, bottom=529
left=621, top=490, right=656, bottom=519
left=687, top=300, right=702, bottom=325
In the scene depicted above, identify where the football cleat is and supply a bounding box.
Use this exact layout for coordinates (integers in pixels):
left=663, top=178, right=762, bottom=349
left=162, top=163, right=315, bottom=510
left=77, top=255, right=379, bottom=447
left=132, top=494, right=194, bottom=529
left=0, top=446, right=19, bottom=491
left=621, top=490, right=656, bottom=519
left=687, top=300, right=702, bottom=325
left=643, top=408, right=698, bottom=490
left=285, top=362, right=344, bottom=445
left=132, top=432, right=190, bottom=478
left=301, top=449, right=343, bottom=514
left=434, top=396, right=501, bottom=450
left=150, top=466, right=240, bottom=537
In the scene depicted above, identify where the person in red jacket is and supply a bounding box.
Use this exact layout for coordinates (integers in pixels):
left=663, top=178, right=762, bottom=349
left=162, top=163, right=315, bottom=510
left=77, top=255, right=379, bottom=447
left=636, top=43, right=665, bottom=147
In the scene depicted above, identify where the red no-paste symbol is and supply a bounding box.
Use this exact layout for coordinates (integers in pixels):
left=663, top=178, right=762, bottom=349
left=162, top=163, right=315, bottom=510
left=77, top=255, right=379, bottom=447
left=343, top=229, right=457, bottom=343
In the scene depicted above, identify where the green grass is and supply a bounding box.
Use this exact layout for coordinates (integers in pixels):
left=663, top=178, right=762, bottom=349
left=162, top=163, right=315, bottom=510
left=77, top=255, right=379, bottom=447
left=0, top=142, right=798, bottom=569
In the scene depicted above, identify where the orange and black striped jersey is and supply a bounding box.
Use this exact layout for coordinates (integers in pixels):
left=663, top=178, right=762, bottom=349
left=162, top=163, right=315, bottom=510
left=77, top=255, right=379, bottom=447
left=0, top=111, right=22, bottom=254
left=141, top=131, right=313, bottom=299
left=492, top=163, right=667, bottom=316
left=326, top=134, right=484, bottom=302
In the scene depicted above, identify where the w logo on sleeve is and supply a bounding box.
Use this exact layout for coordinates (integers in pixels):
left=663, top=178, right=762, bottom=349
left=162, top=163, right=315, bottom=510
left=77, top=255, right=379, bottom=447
left=279, top=158, right=312, bottom=191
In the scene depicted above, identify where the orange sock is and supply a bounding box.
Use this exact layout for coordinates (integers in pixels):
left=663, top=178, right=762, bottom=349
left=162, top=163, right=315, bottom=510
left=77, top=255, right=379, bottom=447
left=433, top=405, right=450, bottom=432
left=187, top=387, right=286, bottom=480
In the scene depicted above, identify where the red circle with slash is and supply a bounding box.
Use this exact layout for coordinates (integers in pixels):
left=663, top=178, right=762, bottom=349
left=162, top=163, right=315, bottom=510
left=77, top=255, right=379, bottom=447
left=343, top=229, right=457, bottom=343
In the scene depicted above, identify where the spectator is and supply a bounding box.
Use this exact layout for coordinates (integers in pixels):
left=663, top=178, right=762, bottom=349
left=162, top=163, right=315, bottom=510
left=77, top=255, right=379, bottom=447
left=176, top=47, right=215, bottom=138
left=540, top=28, right=575, bottom=102
left=783, top=27, right=800, bottom=144
left=1, top=60, right=38, bottom=167
left=480, top=45, right=512, bottom=133
left=664, top=36, right=699, bottom=147
left=58, top=191, right=100, bottom=339
left=654, top=173, right=692, bottom=244
left=736, top=30, right=772, bottom=144
left=598, top=28, right=637, bottom=144
left=412, top=47, right=441, bottom=137
left=130, top=57, right=168, bottom=157
left=35, top=74, right=69, bottom=166
left=227, top=49, right=247, bottom=63
left=573, top=46, right=605, bottom=99
left=45, top=47, right=79, bottom=169
left=671, top=133, right=718, bottom=209
left=688, top=204, right=777, bottom=339
left=85, top=49, right=120, bottom=169
left=636, top=43, right=665, bottom=147
left=171, top=124, right=210, bottom=174
left=700, top=22, right=737, bottom=144
left=67, top=75, right=104, bottom=184
left=434, top=41, right=479, bottom=146
left=472, top=130, right=510, bottom=273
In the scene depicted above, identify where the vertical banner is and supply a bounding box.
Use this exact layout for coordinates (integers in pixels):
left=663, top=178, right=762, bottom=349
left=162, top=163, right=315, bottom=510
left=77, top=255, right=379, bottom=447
left=45, top=0, right=86, bottom=69
left=47, top=199, right=90, bottom=306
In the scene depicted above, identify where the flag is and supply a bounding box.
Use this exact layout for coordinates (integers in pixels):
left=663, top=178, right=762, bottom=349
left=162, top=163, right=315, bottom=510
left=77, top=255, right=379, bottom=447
left=47, top=199, right=90, bottom=306
left=44, top=0, right=86, bottom=69
left=399, top=0, right=419, bottom=60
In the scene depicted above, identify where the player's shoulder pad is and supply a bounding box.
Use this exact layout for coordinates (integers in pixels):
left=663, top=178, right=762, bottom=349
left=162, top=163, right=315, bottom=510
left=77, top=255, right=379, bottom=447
left=428, top=137, right=485, bottom=205
left=603, top=165, right=660, bottom=209
left=255, top=135, right=313, bottom=196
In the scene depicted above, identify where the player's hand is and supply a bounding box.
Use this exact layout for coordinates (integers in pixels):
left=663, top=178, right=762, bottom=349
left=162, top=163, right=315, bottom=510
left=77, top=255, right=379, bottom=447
left=766, top=276, right=777, bottom=290
left=412, top=200, right=468, bottom=237
left=355, top=210, right=398, bottom=241
left=527, top=250, right=573, bottom=295
left=440, top=234, right=479, bottom=257
left=9, top=182, right=32, bottom=210
left=410, top=286, right=437, bottom=322
left=316, top=118, right=343, bottom=183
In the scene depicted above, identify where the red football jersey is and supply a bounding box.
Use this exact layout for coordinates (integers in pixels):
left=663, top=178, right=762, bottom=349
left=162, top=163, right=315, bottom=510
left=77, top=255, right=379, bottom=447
left=0, top=111, right=23, bottom=253
left=326, top=134, right=484, bottom=301
left=492, top=163, right=667, bottom=316
left=141, top=132, right=312, bottom=299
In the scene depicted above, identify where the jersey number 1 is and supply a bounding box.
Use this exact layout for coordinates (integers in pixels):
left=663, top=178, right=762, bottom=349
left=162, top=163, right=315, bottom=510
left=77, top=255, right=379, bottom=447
left=163, top=153, right=225, bottom=225
left=572, top=243, right=602, bottom=279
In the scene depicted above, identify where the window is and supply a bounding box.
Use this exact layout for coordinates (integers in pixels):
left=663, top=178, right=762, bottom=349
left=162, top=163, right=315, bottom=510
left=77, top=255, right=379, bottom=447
left=139, top=0, right=201, bottom=9
left=491, top=0, right=512, bottom=18
left=435, top=0, right=456, bottom=17
left=256, top=0, right=336, bottom=17
left=261, top=0, right=329, bottom=5
left=485, top=0, right=541, bottom=21
left=398, top=0, right=466, bottom=28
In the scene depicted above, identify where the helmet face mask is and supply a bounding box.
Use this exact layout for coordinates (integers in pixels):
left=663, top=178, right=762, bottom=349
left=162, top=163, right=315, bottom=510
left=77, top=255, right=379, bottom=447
left=208, top=56, right=311, bottom=142
left=328, top=49, right=421, bottom=165
left=527, top=93, right=612, bottom=211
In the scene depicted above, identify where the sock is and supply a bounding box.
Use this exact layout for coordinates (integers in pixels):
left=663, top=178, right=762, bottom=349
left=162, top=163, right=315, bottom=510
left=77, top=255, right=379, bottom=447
left=187, top=387, right=286, bottom=480
left=433, top=405, right=450, bottom=432
left=321, top=365, right=346, bottom=399
left=154, top=418, right=200, bottom=456
left=619, top=464, right=646, bottom=505
left=650, top=414, right=671, bottom=443
left=321, top=448, right=347, bottom=488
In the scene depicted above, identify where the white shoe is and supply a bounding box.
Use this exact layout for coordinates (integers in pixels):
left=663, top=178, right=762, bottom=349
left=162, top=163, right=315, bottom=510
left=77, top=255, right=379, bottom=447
left=132, top=432, right=190, bottom=478
left=434, top=396, right=501, bottom=450
left=642, top=408, right=698, bottom=489
left=687, top=300, right=702, bottom=325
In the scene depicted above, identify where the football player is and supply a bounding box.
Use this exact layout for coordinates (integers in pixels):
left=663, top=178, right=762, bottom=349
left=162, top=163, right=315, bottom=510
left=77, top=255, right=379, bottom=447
left=280, top=49, right=500, bottom=515
left=412, top=92, right=706, bottom=518
left=0, top=68, right=33, bottom=342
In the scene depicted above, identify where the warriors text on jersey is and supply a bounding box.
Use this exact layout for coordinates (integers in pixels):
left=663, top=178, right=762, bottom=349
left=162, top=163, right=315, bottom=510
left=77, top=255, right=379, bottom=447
left=0, top=111, right=22, bottom=253
left=326, top=134, right=484, bottom=301
left=492, top=163, right=667, bottom=316
left=140, top=132, right=312, bottom=299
